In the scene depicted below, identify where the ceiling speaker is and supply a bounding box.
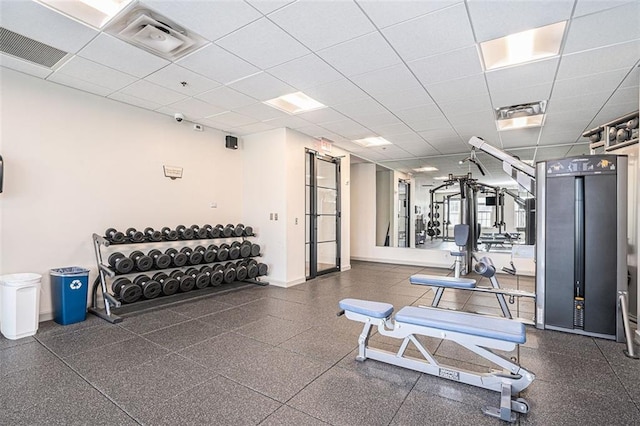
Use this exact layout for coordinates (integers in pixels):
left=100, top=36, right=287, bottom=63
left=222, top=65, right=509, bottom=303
left=226, top=136, right=238, bottom=150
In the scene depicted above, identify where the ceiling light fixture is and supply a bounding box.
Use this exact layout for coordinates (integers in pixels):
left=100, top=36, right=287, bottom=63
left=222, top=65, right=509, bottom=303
left=433, top=176, right=449, bottom=180
left=413, top=166, right=439, bottom=172
left=480, top=21, right=566, bottom=70
left=37, top=0, right=132, bottom=28
left=352, top=136, right=392, bottom=148
left=263, top=92, right=326, bottom=114
left=495, top=100, right=547, bottom=131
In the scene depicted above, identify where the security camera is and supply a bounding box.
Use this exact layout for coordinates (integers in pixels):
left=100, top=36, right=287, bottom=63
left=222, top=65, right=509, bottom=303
left=174, top=113, right=184, bottom=123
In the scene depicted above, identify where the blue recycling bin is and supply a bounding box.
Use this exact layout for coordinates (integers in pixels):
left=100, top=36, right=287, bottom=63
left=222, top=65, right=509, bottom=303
left=50, top=267, right=90, bottom=325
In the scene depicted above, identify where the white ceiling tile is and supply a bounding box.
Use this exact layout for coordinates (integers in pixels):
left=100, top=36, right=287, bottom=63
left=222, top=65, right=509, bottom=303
left=375, top=88, right=434, bottom=111
left=269, top=0, right=376, bottom=50
left=564, top=143, right=590, bottom=157
left=319, top=119, right=372, bottom=139
left=0, top=54, right=52, bottom=79
left=467, top=0, right=573, bottom=42
left=438, top=94, right=493, bottom=116
left=356, top=0, right=460, bottom=29
left=542, top=121, right=589, bottom=137
left=263, top=115, right=312, bottom=129
left=538, top=129, right=583, bottom=145
left=0, top=0, right=98, bottom=53
left=350, top=64, right=422, bottom=96
left=426, top=74, right=489, bottom=102
left=553, top=69, right=628, bottom=100
left=296, top=108, right=347, bottom=125
left=370, top=122, right=416, bottom=137
left=108, top=92, right=162, bottom=110
left=78, top=34, right=169, bottom=78
left=382, top=3, right=475, bottom=61
left=573, top=0, right=635, bottom=18
left=247, top=0, right=295, bottom=15
left=267, top=54, right=343, bottom=90
left=386, top=132, right=427, bottom=146
left=563, top=2, right=640, bottom=54
left=333, top=97, right=388, bottom=118
left=619, top=66, right=639, bottom=88
left=228, top=72, right=295, bottom=101
left=544, top=109, right=597, bottom=128
left=295, top=124, right=333, bottom=138
left=485, top=58, right=559, bottom=93
left=547, top=90, right=613, bottom=115
left=590, top=102, right=640, bottom=127
left=409, top=46, right=483, bottom=86
left=203, top=111, right=258, bottom=128
left=177, top=44, right=260, bottom=84
left=232, top=102, right=289, bottom=121
left=118, top=80, right=187, bottom=105
left=144, top=64, right=221, bottom=96
left=304, top=78, right=370, bottom=106
left=53, top=56, right=136, bottom=91
left=196, top=86, right=257, bottom=110
left=229, top=122, right=279, bottom=136
left=216, top=18, right=309, bottom=69
left=448, top=110, right=495, bottom=127
left=556, top=41, right=640, bottom=80
left=607, top=86, right=639, bottom=106
left=355, top=112, right=403, bottom=128
left=534, top=145, right=575, bottom=161
left=317, top=32, right=401, bottom=77
left=428, top=139, right=469, bottom=154
left=498, top=128, right=541, bottom=148
left=395, top=104, right=447, bottom=131
left=47, top=73, right=112, bottom=96
left=399, top=142, right=440, bottom=157
left=490, top=83, right=553, bottom=108
left=157, top=98, right=226, bottom=120
left=142, top=0, right=262, bottom=41
left=418, top=127, right=459, bottom=140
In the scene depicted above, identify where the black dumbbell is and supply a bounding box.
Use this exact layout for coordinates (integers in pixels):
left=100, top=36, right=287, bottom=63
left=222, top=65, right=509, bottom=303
left=241, top=259, right=259, bottom=279
left=201, top=224, right=213, bottom=239
left=194, top=245, right=216, bottom=263
left=111, top=277, right=142, bottom=304
left=108, top=252, right=134, bottom=274
left=239, top=241, right=252, bottom=258
left=233, top=224, right=245, bottom=237
left=129, top=250, right=153, bottom=272
left=204, top=265, right=224, bottom=286
left=148, top=249, right=171, bottom=269
left=217, top=244, right=230, bottom=261
left=216, top=263, right=235, bottom=283
left=234, top=262, right=248, bottom=281
left=161, top=227, right=179, bottom=241
left=176, top=225, right=194, bottom=240
left=133, top=275, right=162, bottom=299
left=144, top=227, right=163, bottom=242
left=190, top=224, right=208, bottom=239
left=170, top=270, right=195, bottom=292
left=105, top=228, right=126, bottom=244
left=250, top=243, right=260, bottom=257
left=243, top=225, right=254, bottom=236
left=257, top=262, right=268, bottom=277
left=206, top=244, right=219, bottom=262
left=210, top=224, right=223, bottom=238
left=165, top=248, right=187, bottom=267
left=222, top=224, right=234, bottom=237
left=229, top=242, right=241, bottom=260
left=185, top=267, right=209, bottom=289
left=153, top=272, right=179, bottom=296
left=126, top=228, right=145, bottom=243
left=180, top=247, right=202, bottom=265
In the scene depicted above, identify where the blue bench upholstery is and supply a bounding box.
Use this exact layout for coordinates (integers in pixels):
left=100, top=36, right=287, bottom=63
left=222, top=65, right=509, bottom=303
left=395, top=306, right=526, bottom=344
left=339, top=298, right=394, bottom=318
left=410, top=274, right=476, bottom=288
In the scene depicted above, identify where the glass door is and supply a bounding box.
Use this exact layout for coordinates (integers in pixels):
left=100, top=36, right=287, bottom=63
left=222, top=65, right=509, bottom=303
left=306, top=150, right=340, bottom=279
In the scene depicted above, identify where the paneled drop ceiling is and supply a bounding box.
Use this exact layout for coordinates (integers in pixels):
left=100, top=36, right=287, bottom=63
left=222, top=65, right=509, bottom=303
left=1, top=0, right=638, bottom=185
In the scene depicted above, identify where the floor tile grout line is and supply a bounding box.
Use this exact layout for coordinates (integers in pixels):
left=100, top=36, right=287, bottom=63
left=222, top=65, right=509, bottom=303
left=593, top=336, right=640, bottom=412
left=32, top=335, right=143, bottom=425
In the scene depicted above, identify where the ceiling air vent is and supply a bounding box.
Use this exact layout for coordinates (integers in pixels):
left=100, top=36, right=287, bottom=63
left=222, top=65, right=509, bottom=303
left=0, top=27, right=69, bottom=68
left=106, top=7, right=207, bottom=61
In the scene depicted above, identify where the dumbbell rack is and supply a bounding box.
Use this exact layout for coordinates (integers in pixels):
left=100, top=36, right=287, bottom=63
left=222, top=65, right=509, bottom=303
left=584, top=110, right=639, bottom=152
left=89, top=232, right=268, bottom=324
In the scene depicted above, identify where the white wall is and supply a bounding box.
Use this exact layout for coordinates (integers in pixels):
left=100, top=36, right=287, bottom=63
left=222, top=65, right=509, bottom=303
left=0, top=69, right=244, bottom=319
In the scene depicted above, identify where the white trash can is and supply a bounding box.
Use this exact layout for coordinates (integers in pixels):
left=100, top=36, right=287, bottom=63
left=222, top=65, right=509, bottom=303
left=0, top=273, right=42, bottom=340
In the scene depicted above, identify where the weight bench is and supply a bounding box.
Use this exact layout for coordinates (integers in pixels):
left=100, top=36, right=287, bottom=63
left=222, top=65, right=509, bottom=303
left=338, top=298, right=534, bottom=422
left=410, top=256, right=536, bottom=324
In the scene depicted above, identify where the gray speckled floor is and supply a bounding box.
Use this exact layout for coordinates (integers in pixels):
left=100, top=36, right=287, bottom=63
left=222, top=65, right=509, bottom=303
left=1, top=261, right=638, bottom=425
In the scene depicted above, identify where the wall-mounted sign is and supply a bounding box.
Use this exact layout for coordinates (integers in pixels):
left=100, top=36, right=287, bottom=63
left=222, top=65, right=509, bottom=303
left=163, top=165, right=183, bottom=180
left=318, top=137, right=332, bottom=153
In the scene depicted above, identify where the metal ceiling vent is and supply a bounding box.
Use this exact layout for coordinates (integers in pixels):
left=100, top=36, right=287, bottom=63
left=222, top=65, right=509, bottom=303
left=495, top=101, right=547, bottom=120
left=0, top=27, right=69, bottom=68
left=106, top=7, right=207, bottom=61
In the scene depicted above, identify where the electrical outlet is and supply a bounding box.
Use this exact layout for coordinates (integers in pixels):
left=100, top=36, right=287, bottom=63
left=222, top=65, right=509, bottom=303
left=193, top=123, right=203, bottom=131
left=270, top=213, right=273, bottom=220
left=210, top=202, right=217, bottom=208
left=295, top=217, right=298, bottom=225
left=275, top=213, right=278, bottom=221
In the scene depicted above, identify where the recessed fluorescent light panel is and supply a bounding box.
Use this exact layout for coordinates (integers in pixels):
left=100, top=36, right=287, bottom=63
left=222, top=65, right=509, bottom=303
left=413, top=166, right=439, bottom=172
left=480, top=21, right=566, bottom=70
left=352, top=136, right=392, bottom=148
left=495, top=100, right=547, bottom=131
left=37, top=0, right=132, bottom=28
left=264, top=92, right=326, bottom=114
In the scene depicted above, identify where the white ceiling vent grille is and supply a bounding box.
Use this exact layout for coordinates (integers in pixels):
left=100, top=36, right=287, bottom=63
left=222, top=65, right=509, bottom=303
left=106, top=7, right=207, bottom=61
left=0, top=27, right=68, bottom=68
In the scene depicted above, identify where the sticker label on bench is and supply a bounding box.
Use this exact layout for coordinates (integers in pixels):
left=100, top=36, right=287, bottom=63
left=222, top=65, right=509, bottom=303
left=439, top=368, right=460, bottom=381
